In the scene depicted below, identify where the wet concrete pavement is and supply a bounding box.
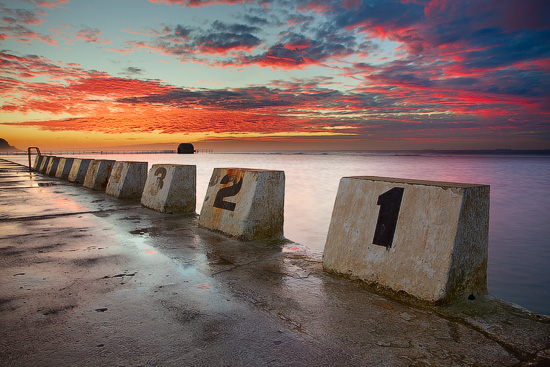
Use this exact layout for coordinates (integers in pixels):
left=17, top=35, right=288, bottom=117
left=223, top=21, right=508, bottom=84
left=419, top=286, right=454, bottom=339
left=1, top=157, right=549, bottom=367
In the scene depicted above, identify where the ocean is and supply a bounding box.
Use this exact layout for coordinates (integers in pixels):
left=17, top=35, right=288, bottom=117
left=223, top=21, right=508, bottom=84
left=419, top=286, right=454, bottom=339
left=6, top=150, right=550, bottom=315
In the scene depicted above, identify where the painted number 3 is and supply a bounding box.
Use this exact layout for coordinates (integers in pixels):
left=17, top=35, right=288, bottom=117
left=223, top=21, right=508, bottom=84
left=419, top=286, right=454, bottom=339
left=154, top=167, right=167, bottom=189
left=213, top=174, right=243, bottom=211
left=373, top=187, right=404, bottom=248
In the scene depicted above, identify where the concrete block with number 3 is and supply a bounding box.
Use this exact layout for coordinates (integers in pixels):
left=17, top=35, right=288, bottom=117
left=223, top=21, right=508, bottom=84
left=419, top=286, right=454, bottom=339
left=141, top=164, right=196, bottom=213
left=105, top=161, right=148, bottom=199
left=199, top=168, right=284, bottom=241
left=323, top=176, right=490, bottom=305
left=83, top=159, right=115, bottom=191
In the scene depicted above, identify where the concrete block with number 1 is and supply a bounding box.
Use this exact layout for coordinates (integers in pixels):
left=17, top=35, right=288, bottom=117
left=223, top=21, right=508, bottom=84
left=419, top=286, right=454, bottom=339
left=199, top=168, right=284, bottom=241
left=106, top=161, right=148, bottom=199
left=141, top=164, right=196, bottom=213
left=323, top=176, right=490, bottom=305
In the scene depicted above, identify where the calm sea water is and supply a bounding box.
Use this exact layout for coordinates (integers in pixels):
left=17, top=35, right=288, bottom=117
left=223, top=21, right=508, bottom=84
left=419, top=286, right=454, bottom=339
left=10, top=151, right=550, bottom=315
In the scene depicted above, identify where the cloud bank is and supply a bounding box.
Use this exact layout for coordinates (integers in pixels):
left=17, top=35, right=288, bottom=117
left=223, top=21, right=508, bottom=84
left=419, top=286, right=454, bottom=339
left=1, top=0, right=548, bottom=148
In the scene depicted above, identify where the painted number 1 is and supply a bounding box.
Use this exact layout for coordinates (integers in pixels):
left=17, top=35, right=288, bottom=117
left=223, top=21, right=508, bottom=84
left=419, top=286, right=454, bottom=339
left=213, top=174, right=243, bottom=211
left=373, top=187, right=404, bottom=248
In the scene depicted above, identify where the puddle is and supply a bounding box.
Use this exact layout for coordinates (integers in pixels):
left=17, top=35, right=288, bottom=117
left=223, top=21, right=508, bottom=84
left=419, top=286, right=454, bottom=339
left=37, top=182, right=59, bottom=187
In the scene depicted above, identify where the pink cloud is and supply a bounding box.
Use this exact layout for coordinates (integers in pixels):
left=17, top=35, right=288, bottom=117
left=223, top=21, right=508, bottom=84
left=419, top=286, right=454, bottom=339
left=0, top=24, right=58, bottom=45
left=33, top=0, right=70, bottom=9
left=148, top=0, right=256, bottom=7
left=75, top=28, right=111, bottom=44
left=1, top=8, right=48, bottom=25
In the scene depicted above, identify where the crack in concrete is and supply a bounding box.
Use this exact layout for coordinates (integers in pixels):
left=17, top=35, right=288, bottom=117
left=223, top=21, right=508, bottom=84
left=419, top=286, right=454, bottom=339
left=210, top=259, right=264, bottom=276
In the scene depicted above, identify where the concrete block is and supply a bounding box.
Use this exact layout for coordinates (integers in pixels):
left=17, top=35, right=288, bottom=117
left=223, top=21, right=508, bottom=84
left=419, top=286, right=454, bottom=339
left=141, top=164, right=196, bottom=213
left=39, top=156, right=54, bottom=174
left=322, top=176, right=490, bottom=305
left=46, top=156, right=61, bottom=176
left=199, top=168, right=284, bottom=240
left=106, top=161, right=148, bottom=199
left=55, top=158, right=75, bottom=180
left=33, top=155, right=44, bottom=172
left=68, top=159, right=93, bottom=185
left=83, top=159, right=115, bottom=191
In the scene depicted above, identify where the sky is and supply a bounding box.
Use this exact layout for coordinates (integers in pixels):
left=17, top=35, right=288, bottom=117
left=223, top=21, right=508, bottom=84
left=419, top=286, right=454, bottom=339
left=0, top=0, right=549, bottom=151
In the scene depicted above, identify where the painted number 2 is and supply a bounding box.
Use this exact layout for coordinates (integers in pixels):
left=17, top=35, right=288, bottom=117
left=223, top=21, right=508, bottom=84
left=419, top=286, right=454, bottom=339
left=213, top=174, right=243, bottom=211
left=373, top=187, right=404, bottom=248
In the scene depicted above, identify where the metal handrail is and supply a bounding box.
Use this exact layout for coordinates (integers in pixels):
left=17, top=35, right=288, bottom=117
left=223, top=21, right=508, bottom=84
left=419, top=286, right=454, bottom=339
left=27, top=147, right=41, bottom=172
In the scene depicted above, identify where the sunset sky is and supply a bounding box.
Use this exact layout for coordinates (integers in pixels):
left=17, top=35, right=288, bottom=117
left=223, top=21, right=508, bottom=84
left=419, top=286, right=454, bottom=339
left=1, top=0, right=549, bottom=151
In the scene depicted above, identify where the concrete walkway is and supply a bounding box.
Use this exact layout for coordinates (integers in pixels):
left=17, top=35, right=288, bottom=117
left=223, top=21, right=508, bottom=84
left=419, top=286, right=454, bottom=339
left=1, top=157, right=549, bottom=367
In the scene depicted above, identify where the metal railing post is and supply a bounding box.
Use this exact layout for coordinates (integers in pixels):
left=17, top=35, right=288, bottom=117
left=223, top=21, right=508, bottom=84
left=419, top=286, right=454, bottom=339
left=27, top=147, right=41, bottom=172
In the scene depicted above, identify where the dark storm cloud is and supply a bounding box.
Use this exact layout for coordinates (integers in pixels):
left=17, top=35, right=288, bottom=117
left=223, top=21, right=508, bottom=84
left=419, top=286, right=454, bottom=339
left=460, top=29, right=550, bottom=69
left=324, top=0, right=550, bottom=71
left=238, top=29, right=357, bottom=68
left=174, top=25, right=192, bottom=39
left=119, top=87, right=295, bottom=109
left=150, top=20, right=262, bottom=57
left=116, top=75, right=385, bottom=113
left=210, top=20, right=259, bottom=34
left=333, top=0, right=424, bottom=33
left=243, top=14, right=270, bottom=27
left=194, top=23, right=262, bottom=53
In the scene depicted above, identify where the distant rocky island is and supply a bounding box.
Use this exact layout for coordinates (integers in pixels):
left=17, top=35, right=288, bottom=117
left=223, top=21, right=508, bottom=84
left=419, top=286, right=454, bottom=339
left=0, top=138, right=20, bottom=152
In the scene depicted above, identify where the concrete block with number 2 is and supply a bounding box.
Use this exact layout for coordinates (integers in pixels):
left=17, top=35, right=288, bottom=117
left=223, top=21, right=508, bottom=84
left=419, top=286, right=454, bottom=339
left=199, top=168, right=284, bottom=241
left=141, top=164, right=196, bottom=213
left=323, top=176, right=490, bottom=305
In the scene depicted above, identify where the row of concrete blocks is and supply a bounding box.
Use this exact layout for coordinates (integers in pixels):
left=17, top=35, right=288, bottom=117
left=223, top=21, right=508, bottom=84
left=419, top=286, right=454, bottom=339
left=33, top=155, right=490, bottom=306
left=33, top=156, right=280, bottom=238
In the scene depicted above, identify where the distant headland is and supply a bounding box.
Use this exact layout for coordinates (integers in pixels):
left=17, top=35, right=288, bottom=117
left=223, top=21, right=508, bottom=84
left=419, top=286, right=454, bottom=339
left=0, top=138, right=20, bottom=152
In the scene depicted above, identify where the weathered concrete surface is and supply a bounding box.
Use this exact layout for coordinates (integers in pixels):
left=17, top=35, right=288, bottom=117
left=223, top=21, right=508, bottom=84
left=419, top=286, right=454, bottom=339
left=39, top=156, right=53, bottom=174
left=33, top=155, right=44, bottom=171
left=1, top=158, right=549, bottom=367
left=141, top=164, right=196, bottom=213
left=45, top=156, right=61, bottom=177
left=323, top=176, right=489, bottom=305
left=199, top=168, right=284, bottom=240
left=105, top=161, right=148, bottom=200
left=38, top=156, right=52, bottom=174
left=83, top=159, right=115, bottom=191
left=55, top=157, right=75, bottom=180
left=68, top=158, right=92, bottom=185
